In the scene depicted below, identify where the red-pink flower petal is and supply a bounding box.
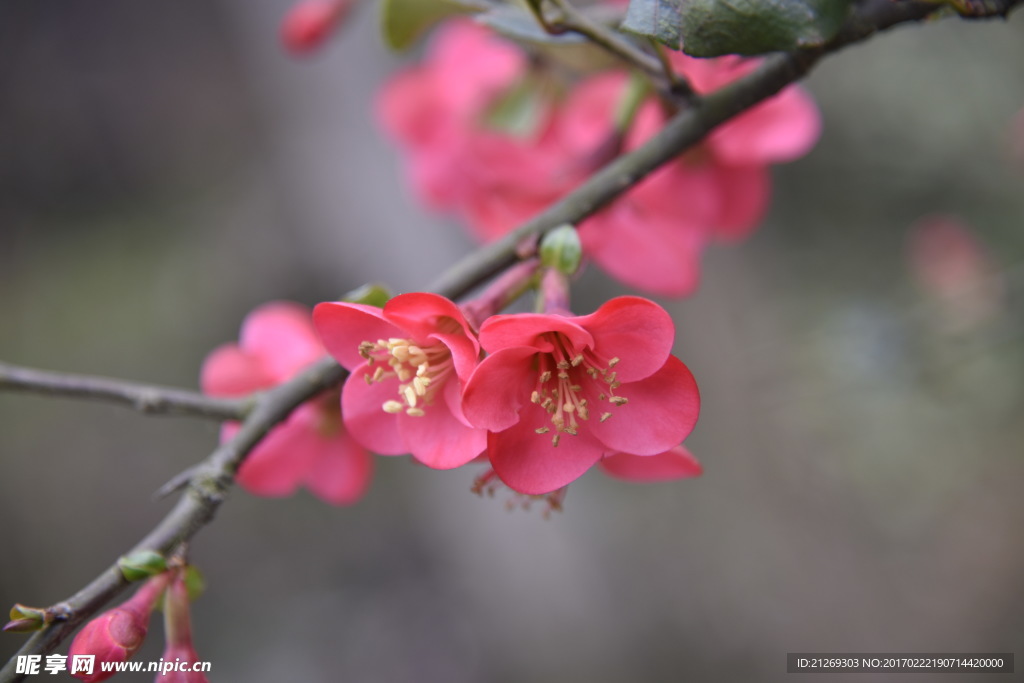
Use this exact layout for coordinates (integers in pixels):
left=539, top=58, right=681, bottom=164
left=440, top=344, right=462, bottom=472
left=598, top=445, right=702, bottom=482
left=586, top=356, right=700, bottom=455
left=573, top=296, right=675, bottom=382
left=462, top=346, right=538, bottom=432
left=488, top=403, right=606, bottom=494
left=380, top=292, right=480, bottom=379
left=313, top=302, right=404, bottom=370
left=478, top=314, right=593, bottom=354
left=339, top=367, right=407, bottom=455
left=708, top=85, right=821, bottom=166
left=581, top=201, right=709, bottom=297
left=239, top=302, right=324, bottom=381
left=711, top=165, right=771, bottom=242
left=301, top=428, right=374, bottom=505
left=199, top=345, right=274, bottom=397
left=224, top=411, right=318, bottom=498
left=399, top=383, right=487, bottom=469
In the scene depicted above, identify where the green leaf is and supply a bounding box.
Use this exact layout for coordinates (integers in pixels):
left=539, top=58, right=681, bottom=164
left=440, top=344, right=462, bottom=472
left=476, top=5, right=586, bottom=45
left=622, top=0, right=853, bottom=56
left=621, top=0, right=684, bottom=51
left=117, top=550, right=168, bottom=581
left=381, top=0, right=473, bottom=51
left=341, top=283, right=392, bottom=308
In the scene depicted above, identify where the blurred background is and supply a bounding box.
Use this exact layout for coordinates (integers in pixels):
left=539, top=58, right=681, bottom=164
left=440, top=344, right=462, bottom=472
left=2, top=1, right=1023, bottom=681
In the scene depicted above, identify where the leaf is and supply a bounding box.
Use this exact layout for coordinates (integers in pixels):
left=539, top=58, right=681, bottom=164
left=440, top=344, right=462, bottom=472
left=476, top=5, right=586, bottom=45
left=381, top=0, right=474, bottom=51
left=622, top=0, right=854, bottom=56
left=622, top=0, right=684, bottom=51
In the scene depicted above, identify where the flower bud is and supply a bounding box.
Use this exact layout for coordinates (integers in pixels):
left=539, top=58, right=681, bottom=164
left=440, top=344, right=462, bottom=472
left=4, top=604, right=47, bottom=632
left=539, top=224, right=582, bottom=276
left=69, top=574, right=169, bottom=682
left=281, top=0, right=350, bottom=55
left=154, top=573, right=209, bottom=683
left=341, top=283, right=392, bottom=308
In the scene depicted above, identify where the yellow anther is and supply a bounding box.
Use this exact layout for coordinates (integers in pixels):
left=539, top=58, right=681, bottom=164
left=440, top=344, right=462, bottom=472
left=608, top=357, right=620, bottom=368
left=382, top=400, right=404, bottom=414
left=600, top=412, right=612, bottom=422
left=610, top=396, right=629, bottom=406
left=552, top=434, right=561, bottom=447
left=571, top=355, right=583, bottom=367
left=403, top=385, right=418, bottom=407
left=539, top=371, right=552, bottom=383
left=535, top=427, right=550, bottom=434
left=531, top=391, right=541, bottom=404
left=406, top=407, right=425, bottom=417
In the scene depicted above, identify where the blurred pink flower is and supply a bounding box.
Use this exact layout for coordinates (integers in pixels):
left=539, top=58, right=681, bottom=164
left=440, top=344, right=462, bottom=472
left=201, top=302, right=372, bottom=506
left=281, top=0, right=351, bottom=55
left=377, top=21, right=821, bottom=296
left=313, top=293, right=487, bottom=469
left=907, top=214, right=1003, bottom=332
left=462, top=296, right=700, bottom=494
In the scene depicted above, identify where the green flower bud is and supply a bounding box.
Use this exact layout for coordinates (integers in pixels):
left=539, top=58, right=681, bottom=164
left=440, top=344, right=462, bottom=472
left=341, top=283, right=392, bottom=308
left=539, top=224, right=582, bottom=276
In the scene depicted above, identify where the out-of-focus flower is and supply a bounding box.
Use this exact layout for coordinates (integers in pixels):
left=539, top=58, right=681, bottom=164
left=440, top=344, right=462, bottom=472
left=201, top=302, right=372, bottom=506
left=69, top=574, right=170, bottom=682
left=313, top=293, right=487, bottom=469
left=907, top=215, right=1004, bottom=333
left=281, top=0, right=351, bottom=55
left=462, top=296, right=700, bottom=494
left=376, top=20, right=821, bottom=296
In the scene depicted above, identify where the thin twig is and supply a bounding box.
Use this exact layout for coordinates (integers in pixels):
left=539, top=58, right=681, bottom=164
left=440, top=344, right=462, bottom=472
left=0, top=362, right=252, bottom=422
left=545, top=0, right=689, bottom=99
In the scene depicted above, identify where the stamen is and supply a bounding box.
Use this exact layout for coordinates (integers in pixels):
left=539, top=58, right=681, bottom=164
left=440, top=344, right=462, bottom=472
left=382, top=401, right=404, bottom=414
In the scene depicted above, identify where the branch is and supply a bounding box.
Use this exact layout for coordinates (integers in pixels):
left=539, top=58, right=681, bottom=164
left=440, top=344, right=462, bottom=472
left=0, top=357, right=347, bottom=681
left=3, top=1, right=1020, bottom=679
left=429, top=0, right=978, bottom=297
left=0, top=362, right=252, bottom=422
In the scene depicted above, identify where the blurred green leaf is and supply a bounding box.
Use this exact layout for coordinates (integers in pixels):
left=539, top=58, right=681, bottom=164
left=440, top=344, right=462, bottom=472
left=622, top=0, right=853, bottom=56
left=381, top=0, right=473, bottom=51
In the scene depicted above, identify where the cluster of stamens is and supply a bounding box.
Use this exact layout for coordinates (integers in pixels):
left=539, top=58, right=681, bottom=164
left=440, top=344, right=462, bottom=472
left=358, top=337, right=454, bottom=417
left=529, top=333, right=625, bottom=447
left=471, top=469, right=567, bottom=518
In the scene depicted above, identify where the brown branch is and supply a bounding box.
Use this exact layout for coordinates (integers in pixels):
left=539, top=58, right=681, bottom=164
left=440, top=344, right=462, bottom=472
left=0, top=362, right=252, bottom=422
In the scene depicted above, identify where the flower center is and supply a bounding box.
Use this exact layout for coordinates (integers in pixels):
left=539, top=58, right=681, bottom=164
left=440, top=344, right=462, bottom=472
left=358, top=337, right=455, bottom=417
left=528, top=332, right=625, bottom=447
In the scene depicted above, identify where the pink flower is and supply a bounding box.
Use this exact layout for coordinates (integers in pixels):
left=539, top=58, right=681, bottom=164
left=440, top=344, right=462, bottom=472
left=462, top=296, right=700, bottom=494
left=572, top=56, right=820, bottom=295
left=69, top=574, right=169, bottom=682
left=376, top=20, right=576, bottom=241
left=201, top=302, right=372, bottom=506
left=313, top=293, right=487, bottom=469
left=377, top=21, right=820, bottom=296
left=281, top=0, right=351, bottom=55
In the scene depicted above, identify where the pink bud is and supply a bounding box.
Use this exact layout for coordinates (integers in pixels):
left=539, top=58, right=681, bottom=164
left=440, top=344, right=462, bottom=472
left=281, top=0, right=349, bottom=55
left=154, top=573, right=209, bottom=683
left=69, top=574, right=169, bottom=682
